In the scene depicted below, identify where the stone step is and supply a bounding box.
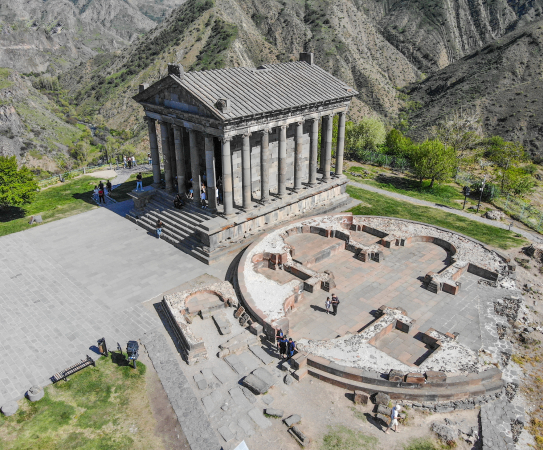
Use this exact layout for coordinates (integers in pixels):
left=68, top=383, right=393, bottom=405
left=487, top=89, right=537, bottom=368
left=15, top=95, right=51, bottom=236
left=144, top=203, right=202, bottom=231
left=138, top=214, right=192, bottom=243
left=149, top=196, right=210, bottom=225
left=306, top=366, right=504, bottom=402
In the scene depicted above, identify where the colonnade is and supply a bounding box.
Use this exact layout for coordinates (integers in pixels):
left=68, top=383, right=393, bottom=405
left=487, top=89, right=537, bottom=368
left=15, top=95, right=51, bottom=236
left=145, top=110, right=346, bottom=216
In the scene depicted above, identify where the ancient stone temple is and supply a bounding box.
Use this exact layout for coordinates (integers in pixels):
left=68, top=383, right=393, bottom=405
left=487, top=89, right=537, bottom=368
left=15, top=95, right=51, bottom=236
left=130, top=53, right=358, bottom=264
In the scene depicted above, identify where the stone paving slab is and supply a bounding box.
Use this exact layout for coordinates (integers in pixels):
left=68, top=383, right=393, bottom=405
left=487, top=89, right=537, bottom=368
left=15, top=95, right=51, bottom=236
left=142, top=329, right=222, bottom=450
left=249, top=345, right=275, bottom=365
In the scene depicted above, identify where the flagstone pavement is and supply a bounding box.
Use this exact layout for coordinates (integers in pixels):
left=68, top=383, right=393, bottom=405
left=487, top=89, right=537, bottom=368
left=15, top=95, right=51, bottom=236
left=0, top=205, right=230, bottom=406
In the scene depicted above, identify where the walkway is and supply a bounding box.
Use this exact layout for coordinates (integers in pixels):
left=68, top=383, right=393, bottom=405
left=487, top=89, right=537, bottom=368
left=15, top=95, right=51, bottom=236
left=348, top=180, right=543, bottom=244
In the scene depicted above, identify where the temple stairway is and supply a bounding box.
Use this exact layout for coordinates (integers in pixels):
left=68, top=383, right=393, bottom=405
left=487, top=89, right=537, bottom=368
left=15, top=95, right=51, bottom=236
left=126, top=189, right=215, bottom=263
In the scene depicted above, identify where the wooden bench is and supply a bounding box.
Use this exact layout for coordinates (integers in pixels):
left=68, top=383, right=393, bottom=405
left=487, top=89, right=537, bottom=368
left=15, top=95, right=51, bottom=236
left=52, top=355, right=95, bottom=382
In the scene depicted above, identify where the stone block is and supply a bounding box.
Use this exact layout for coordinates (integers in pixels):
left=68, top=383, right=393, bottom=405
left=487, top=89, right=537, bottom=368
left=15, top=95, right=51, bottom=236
left=262, top=395, right=274, bottom=405
left=293, top=368, right=308, bottom=381
left=265, top=408, right=284, bottom=417
left=284, top=414, right=302, bottom=427
left=253, top=367, right=275, bottom=389
left=377, top=404, right=392, bottom=416
left=249, top=322, right=263, bottom=335
left=243, top=374, right=269, bottom=395
left=27, top=385, right=44, bottom=402
left=284, top=374, right=294, bottom=385
left=405, top=373, right=426, bottom=384
left=376, top=413, right=391, bottom=427
left=1, top=401, right=18, bottom=417
left=374, top=392, right=391, bottom=406
left=389, top=370, right=404, bottom=382
left=218, top=425, right=235, bottom=442
left=289, top=426, right=310, bottom=446
left=290, top=353, right=307, bottom=370
left=353, top=390, right=369, bottom=405
left=426, top=371, right=447, bottom=383
left=234, top=306, right=246, bottom=318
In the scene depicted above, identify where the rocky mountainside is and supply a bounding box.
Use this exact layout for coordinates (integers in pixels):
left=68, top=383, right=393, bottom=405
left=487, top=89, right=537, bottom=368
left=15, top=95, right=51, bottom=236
left=0, top=69, right=82, bottom=169
left=60, top=0, right=422, bottom=133
left=404, top=19, right=543, bottom=160
left=371, top=0, right=543, bottom=73
left=0, top=0, right=187, bottom=74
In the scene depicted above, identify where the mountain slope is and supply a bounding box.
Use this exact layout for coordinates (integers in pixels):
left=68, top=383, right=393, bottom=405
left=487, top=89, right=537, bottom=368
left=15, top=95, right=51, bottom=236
left=0, top=0, right=187, bottom=73
left=372, top=0, right=543, bottom=73
left=60, top=0, right=422, bottom=136
left=0, top=69, right=83, bottom=169
left=404, top=20, right=543, bottom=159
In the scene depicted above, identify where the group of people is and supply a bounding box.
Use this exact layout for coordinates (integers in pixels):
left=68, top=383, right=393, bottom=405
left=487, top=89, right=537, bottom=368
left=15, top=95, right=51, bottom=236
left=324, top=294, right=340, bottom=315
left=93, top=180, right=112, bottom=204
left=185, top=176, right=222, bottom=209
left=123, top=156, right=138, bottom=169
left=275, top=329, right=296, bottom=360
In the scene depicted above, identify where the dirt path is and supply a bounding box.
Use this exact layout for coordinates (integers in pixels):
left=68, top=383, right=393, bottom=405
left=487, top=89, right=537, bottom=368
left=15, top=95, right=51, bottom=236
left=348, top=180, right=543, bottom=244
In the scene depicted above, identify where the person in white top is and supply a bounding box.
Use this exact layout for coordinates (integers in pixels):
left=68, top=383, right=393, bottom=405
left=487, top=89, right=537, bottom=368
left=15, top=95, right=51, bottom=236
left=132, top=156, right=137, bottom=167
left=385, top=404, right=401, bottom=434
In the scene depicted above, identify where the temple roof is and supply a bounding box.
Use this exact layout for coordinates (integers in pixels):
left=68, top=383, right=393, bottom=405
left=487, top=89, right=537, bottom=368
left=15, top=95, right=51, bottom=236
left=135, top=61, right=357, bottom=121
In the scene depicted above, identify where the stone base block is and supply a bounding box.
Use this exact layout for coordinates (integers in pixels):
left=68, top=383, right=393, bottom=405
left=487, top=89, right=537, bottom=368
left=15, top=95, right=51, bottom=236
left=405, top=373, right=426, bottom=384
left=354, top=390, right=369, bottom=405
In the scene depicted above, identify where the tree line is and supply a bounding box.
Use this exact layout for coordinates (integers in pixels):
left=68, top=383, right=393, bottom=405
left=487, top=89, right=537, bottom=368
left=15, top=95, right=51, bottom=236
left=338, top=111, right=537, bottom=198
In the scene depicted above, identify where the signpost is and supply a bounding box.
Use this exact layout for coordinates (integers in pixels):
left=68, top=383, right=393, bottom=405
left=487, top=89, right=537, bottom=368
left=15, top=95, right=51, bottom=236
left=126, top=341, right=139, bottom=369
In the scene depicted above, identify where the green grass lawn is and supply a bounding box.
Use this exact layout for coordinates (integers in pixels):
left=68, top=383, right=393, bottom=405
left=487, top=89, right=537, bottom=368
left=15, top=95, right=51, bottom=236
left=0, top=353, right=165, bottom=450
left=345, top=167, right=472, bottom=210
left=346, top=185, right=526, bottom=250
left=0, top=172, right=153, bottom=237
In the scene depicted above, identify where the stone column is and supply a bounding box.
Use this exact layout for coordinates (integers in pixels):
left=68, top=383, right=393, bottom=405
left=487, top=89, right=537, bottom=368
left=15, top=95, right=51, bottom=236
left=335, top=111, right=346, bottom=176
left=159, top=121, right=174, bottom=192
left=278, top=125, right=287, bottom=198
left=221, top=136, right=234, bottom=216
left=173, top=125, right=186, bottom=195
left=169, top=125, right=177, bottom=183
left=205, top=134, right=217, bottom=211
left=323, top=114, right=334, bottom=182
left=319, top=116, right=328, bottom=172
left=241, top=132, right=252, bottom=210
left=260, top=129, right=270, bottom=203
left=145, top=117, right=161, bottom=187
left=308, top=118, right=319, bottom=186
left=188, top=129, right=201, bottom=204
left=294, top=120, right=304, bottom=192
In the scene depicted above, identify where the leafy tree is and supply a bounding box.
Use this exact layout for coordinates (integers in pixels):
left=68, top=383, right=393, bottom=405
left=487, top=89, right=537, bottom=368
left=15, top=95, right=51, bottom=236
left=0, top=156, right=38, bottom=210
left=345, top=117, right=386, bottom=157
left=484, top=137, right=527, bottom=190
left=69, top=141, right=92, bottom=167
left=408, top=139, right=456, bottom=187
left=384, top=129, right=413, bottom=156
left=498, top=167, right=536, bottom=197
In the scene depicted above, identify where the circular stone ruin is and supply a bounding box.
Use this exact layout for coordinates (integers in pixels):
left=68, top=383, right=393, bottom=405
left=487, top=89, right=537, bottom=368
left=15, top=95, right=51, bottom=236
left=236, top=213, right=524, bottom=402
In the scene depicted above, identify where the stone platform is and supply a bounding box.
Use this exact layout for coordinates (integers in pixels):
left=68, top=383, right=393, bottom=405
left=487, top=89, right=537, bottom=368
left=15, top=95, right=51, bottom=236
left=128, top=176, right=350, bottom=264
left=235, top=213, right=522, bottom=401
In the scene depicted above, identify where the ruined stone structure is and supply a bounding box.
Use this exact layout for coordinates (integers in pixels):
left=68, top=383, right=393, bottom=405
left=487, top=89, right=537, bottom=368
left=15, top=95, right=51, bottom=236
left=130, top=53, right=357, bottom=264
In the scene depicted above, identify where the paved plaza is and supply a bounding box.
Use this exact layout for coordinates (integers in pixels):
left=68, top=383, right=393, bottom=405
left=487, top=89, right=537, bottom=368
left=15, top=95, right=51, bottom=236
left=0, top=204, right=230, bottom=406
left=278, top=232, right=483, bottom=359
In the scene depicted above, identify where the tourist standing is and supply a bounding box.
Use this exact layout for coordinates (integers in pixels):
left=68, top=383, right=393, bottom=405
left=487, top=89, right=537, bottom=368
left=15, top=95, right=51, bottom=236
left=287, top=338, right=296, bottom=359
left=136, top=172, right=143, bottom=191
left=123, top=156, right=127, bottom=168
left=93, top=185, right=99, bottom=201
left=106, top=180, right=112, bottom=194
left=325, top=297, right=331, bottom=314
left=275, top=329, right=284, bottom=351
left=201, top=189, right=207, bottom=208
left=385, top=405, right=402, bottom=434
left=132, top=156, right=137, bottom=167
left=279, top=336, right=287, bottom=359
left=331, top=294, right=339, bottom=316
left=156, top=219, right=163, bottom=239
left=148, top=153, right=152, bottom=165
left=98, top=186, right=106, bottom=204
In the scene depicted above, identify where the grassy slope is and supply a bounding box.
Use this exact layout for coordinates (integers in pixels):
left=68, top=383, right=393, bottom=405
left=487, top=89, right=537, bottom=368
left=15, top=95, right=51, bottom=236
left=0, top=354, right=165, bottom=450
left=346, top=185, right=526, bottom=249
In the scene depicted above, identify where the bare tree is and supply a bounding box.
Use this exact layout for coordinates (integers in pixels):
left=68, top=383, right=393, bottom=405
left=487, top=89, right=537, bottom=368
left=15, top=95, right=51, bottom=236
left=430, top=109, right=483, bottom=178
